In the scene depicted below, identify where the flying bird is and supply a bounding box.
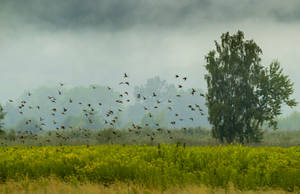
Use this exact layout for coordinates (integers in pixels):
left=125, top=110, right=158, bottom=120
left=191, top=88, right=196, bottom=95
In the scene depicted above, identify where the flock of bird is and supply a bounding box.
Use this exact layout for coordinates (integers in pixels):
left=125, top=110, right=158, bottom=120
left=3, top=73, right=206, bottom=145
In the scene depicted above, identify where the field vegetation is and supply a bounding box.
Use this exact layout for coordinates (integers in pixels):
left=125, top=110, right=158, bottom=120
left=1, top=127, right=300, bottom=147
left=0, top=144, right=299, bottom=193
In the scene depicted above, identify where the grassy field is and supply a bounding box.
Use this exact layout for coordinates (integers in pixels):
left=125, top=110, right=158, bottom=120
left=0, top=144, right=299, bottom=193
left=0, top=179, right=294, bottom=194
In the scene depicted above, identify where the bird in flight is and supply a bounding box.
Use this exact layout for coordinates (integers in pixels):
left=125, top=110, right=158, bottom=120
left=191, top=88, right=196, bottom=95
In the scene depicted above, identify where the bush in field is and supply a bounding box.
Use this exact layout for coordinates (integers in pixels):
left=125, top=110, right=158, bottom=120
left=205, top=31, right=297, bottom=144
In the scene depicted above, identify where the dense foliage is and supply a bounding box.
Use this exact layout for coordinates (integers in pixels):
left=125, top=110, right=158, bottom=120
left=205, top=31, right=297, bottom=144
left=0, top=145, right=299, bottom=192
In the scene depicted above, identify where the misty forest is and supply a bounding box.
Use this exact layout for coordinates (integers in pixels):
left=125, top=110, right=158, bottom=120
left=1, top=1, right=300, bottom=193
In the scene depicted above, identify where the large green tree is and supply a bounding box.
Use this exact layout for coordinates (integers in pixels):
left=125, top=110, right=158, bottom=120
left=205, top=31, right=297, bottom=144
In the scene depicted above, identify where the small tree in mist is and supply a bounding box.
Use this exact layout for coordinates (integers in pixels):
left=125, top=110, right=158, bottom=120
left=0, top=105, right=6, bottom=134
left=205, top=30, right=297, bottom=144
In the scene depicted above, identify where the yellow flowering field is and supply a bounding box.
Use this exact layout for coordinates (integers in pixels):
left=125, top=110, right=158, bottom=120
left=0, top=144, right=299, bottom=192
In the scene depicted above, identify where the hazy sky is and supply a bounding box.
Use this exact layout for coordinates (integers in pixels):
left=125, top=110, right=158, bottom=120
left=1, top=0, right=300, bottom=114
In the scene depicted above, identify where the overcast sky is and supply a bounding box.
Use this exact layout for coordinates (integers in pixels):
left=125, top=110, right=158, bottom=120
left=1, top=0, right=300, bottom=114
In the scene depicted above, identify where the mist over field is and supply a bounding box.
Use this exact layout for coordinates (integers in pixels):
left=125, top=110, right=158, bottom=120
left=2, top=77, right=209, bottom=130
left=1, top=2, right=300, bottom=193
left=1, top=0, right=300, bottom=129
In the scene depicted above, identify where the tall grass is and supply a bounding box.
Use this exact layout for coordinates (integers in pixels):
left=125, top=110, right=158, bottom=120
left=0, top=144, right=299, bottom=192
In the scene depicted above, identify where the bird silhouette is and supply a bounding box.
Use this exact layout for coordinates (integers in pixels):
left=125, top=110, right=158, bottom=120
left=191, top=88, right=196, bottom=95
